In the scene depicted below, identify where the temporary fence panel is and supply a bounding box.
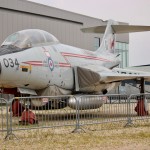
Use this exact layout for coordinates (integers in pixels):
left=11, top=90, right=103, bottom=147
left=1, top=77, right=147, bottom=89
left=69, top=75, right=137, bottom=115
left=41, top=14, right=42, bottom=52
left=127, top=93, right=150, bottom=126
left=0, top=93, right=150, bottom=139
left=10, top=95, right=77, bottom=133
left=76, top=94, right=128, bottom=127
left=0, top=94, right=13, bottom=139
left=0, top=99, right=7, bottom=134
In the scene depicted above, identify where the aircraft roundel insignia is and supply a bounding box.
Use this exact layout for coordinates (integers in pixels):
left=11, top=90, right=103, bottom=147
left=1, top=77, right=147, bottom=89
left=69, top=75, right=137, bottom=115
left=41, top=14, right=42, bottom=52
left=48, top=57, right=54, bottom=71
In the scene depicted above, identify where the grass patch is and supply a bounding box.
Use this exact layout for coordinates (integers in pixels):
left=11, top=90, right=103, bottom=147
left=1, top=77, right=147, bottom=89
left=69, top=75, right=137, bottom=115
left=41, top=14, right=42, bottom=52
left=0, top=124, right=150, bottom=150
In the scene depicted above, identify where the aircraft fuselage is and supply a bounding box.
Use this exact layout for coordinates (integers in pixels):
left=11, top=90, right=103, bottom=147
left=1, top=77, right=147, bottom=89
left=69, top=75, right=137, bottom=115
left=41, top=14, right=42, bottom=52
left=0, top=43, right=119, bottom=91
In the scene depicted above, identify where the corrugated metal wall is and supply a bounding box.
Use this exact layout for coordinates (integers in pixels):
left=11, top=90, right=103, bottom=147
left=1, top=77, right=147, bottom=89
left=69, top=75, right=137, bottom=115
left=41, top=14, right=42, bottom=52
left=0, top=0, right=128, bottom=51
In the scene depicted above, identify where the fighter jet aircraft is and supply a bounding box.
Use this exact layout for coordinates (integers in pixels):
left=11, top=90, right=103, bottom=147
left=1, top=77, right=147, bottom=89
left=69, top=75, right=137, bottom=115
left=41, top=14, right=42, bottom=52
left=1, top=19, right=150, bottom=109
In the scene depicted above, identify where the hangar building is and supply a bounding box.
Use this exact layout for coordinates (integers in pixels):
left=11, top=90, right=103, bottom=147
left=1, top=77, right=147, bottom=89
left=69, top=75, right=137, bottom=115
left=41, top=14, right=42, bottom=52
left=0, top=0, right=129, bottom=68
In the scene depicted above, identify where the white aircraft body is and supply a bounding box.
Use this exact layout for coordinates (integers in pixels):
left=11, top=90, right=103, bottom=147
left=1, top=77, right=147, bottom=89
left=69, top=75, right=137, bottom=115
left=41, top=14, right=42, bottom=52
left=1, top=20, right=150, bottom=109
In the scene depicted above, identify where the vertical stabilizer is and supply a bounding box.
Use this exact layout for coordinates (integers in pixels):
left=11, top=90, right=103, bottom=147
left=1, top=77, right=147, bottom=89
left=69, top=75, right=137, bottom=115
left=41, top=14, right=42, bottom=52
left=96, top=20, right=118, bottom=54
left=81, top=20, right=119, bottom=54
left=81, top=19, right=150, bottom=55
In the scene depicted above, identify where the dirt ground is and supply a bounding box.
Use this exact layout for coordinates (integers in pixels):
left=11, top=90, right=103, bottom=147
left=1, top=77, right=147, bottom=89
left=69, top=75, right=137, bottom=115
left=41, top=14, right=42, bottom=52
left=0, top=124, right=150, bottom=150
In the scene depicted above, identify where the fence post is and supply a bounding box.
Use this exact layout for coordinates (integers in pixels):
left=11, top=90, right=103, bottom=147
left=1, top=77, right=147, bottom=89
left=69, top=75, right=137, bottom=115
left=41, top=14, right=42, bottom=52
left=72, top=96, right=85, bottom=133
left=5, top=99, right=18, bottom=140
left=0, top=98, right=4, bottom=136
left=125, top=95, right=134, bottom=127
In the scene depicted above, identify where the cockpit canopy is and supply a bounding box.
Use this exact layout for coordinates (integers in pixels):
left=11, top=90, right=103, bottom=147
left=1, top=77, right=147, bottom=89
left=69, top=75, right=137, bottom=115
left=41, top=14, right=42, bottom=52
left=1, top=29, right=59, bottom=49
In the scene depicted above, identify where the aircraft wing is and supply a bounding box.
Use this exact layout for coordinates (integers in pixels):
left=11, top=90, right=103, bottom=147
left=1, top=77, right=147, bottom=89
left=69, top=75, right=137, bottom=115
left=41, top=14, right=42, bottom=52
left=111, top=67, right=150, bottom=82
left=99, top=71, right=150, bottom=83
left=74, top=65, right=150, bottom=92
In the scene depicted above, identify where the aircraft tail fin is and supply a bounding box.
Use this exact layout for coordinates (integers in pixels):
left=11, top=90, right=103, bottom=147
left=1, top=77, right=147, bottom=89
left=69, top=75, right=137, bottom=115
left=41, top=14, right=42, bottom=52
left=81, top=20, right=118, bottom=54
left=81, top=20, right=150, bottom=55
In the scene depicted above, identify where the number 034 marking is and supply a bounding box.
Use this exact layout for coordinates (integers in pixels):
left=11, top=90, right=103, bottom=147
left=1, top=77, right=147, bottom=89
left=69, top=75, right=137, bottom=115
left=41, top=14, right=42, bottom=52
left=3, top=58, right=19, bottom=68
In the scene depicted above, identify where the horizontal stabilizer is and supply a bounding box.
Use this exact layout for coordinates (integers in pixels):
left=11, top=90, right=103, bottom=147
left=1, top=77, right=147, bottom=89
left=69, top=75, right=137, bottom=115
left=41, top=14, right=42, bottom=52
left=81, top=25, right=150, bottom=34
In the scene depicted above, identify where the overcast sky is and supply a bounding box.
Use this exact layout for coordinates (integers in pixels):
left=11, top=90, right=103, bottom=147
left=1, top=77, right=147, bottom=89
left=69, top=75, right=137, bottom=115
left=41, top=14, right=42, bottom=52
left=28, top=0, right=150, bottom=67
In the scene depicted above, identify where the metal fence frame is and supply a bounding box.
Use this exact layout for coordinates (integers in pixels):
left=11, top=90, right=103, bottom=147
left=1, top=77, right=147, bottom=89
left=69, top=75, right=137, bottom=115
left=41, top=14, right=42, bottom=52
left=126, top=93, right=150, bottom=126
left=6, top=95, right=77, bottom=138
left=0, top=97, right=15, bottom=139
left=0, top=93, right=150, bottom=139
left=73, top=94, right=129, bottom=132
